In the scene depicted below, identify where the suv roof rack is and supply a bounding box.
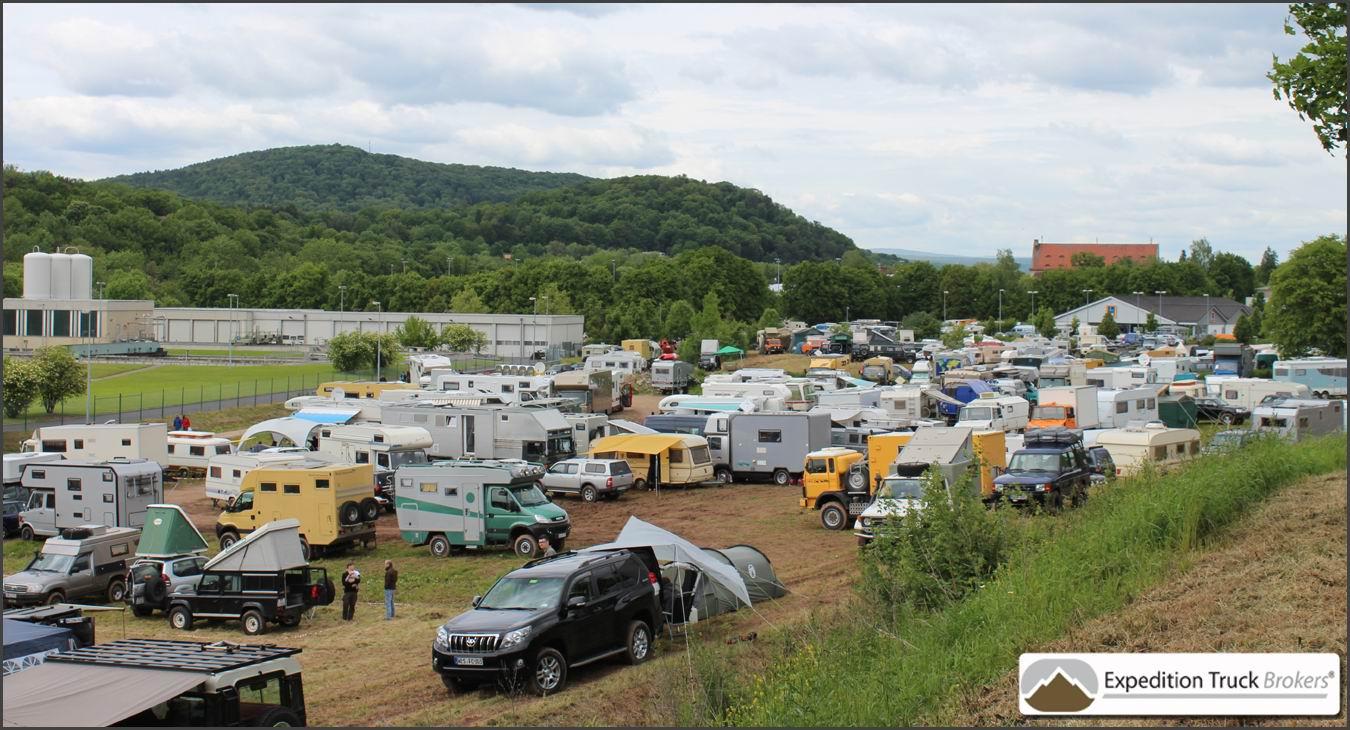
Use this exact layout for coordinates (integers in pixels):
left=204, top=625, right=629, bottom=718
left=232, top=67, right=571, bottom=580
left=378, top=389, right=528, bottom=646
left=1024, top=427, right=1081, bottom=445
left=46, top=639, right=300, bottom=674
left=521, top=550, right=623, bottom=570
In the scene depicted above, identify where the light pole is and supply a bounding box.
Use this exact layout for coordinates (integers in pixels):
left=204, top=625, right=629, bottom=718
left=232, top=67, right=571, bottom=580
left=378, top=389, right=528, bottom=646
left=942, top=290, right=949, bottom=323
left=998, top=289, right=1005, bottom=332
left=1027, top=290, right=1039, bottom=320
left=1202, top=293, right=1210, bottom=338
left=338, top=285, right=347, bottom=313
left=1132, top=291, right=1144, bottom=333
left=1154, top=291, right=1167, bottom=334
left=775, top=257, right=781, bottom=287
left=401, top=259, right=408, bottom=274
left=227, top=293, right=239, bottom=366
left=371, top=301, right=382, bottom=381
left=446, top=256, right=452, bottom=277
left=85, top=283, right=105, bottom=422
left=1081, top=288, right=1093, bottom=307
left=530, top=296, right=538, bottom=363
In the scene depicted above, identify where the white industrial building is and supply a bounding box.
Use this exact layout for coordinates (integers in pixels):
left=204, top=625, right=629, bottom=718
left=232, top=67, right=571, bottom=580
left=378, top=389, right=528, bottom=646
left=1054, top=295, right=1251, bottom=337
left=4, top=249, right=584, bottom=358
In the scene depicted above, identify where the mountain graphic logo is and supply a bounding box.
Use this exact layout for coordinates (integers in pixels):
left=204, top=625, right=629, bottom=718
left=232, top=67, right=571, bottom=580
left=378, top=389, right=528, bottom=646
left=1020, top=658, right=1098, bottom=712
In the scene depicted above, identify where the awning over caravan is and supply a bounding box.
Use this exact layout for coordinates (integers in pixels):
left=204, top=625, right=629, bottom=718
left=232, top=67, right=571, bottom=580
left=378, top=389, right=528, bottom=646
left=923, top=389, right=967, bottom=407
left=292, top=408, right=362, bottom=424
left=581, top=517, right=751, bottom=608
left=203, top=518, right=307, bottom=572
left=2, top=662, right=204, bottom=727
left=239, top=417, right=322, bottom=449
left=135, top=504, right=207, bottom=558
left=589, top=433, right=692, bottom=457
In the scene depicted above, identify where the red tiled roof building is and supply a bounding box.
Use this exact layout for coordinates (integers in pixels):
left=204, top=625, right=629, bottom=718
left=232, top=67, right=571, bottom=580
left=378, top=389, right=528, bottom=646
left=1030, top=240, right=1159, bottom=274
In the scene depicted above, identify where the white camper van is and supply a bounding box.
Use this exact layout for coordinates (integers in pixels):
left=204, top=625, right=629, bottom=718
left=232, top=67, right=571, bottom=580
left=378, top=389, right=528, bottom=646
left=165, top=431, right=234, bottom=475
left=1252, top=398, right=1345, bottom=441
left=21, top=424, right=169, bottom=469
left=955, top=392, right=1030, bottom=432
left=16, top=459, right=162, bottom=539
left=1095, top=389, right=1160, bottom=429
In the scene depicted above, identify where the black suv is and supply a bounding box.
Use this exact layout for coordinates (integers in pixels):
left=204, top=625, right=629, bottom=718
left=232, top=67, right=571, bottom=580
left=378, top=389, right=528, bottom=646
left=992, top=428, right=1093, bottom=510
left=432, top=549, right=664, bottom=696
left=167, top=566, right=334, bottom=635
left=1192, top=397, right=1249, bottom=425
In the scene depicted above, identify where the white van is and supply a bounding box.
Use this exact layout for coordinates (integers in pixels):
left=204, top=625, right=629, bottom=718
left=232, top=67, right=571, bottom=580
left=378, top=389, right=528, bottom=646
left=955, top=392, right=1030, bottom=432
left=1094, top=424, right=1201, bottom=477
left=165, top=431, right=235, bottom=475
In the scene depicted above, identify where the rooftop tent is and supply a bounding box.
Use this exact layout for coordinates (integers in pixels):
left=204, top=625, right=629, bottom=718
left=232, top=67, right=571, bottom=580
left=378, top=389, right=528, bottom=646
left=135, top=504, right=208, bottom=558
left=204, top=518, right=307, bottom=573
left=2, top=619, right=76, bottom=674
left=703, top=544, right=787, bottom=604
left=239, top=417, right=322, bottom=450
left=1157, top=394, right=1200, bottom=429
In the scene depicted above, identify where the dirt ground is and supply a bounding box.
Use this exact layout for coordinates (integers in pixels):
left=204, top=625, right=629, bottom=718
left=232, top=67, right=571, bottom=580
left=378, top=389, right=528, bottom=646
left=950, top=470, right=1350, bottom=727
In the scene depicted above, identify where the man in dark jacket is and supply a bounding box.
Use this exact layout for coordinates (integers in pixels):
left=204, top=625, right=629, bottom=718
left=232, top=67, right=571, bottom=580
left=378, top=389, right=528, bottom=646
left=341, top=563, right=360, bottom=621
left=383, top=560, right=398, bottom=620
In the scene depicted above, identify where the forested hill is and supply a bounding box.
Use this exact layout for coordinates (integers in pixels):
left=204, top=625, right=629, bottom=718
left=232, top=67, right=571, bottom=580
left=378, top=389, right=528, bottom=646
left=101, top=144, right=593, bottom=211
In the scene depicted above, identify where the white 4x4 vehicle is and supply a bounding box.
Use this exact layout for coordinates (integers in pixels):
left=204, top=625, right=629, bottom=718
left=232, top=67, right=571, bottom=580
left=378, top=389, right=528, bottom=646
left=539, top=458, right=634, bottom=502
left=853, top=475, right=927, bottom=547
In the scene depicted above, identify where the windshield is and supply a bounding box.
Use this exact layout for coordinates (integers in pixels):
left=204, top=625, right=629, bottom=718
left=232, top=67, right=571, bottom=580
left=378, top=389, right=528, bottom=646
left=1008, top=452, right=1062, bottom=473
left=959, top=407, right=994, bottom=421
left=26, top=552, right=75, bottom=573
left=228, top=492, right=254, bottom=512
left=478, top=576, right=564, bottom=610
left=1031, top=406, right=1066, bottom=419
left=386, top=450, right=428, bottom=469
left=512, top=484, right=550, bottom=507
left=877, top=478, right=925, bottom=500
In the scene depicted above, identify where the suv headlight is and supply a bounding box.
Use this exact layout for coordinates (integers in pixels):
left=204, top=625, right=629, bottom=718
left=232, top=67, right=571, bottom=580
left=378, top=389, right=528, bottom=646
left=534, top=514, right=552, bottom=524
left=435, top=626, right=450, bottom=649
left=501, top=626, right=532, bottom=649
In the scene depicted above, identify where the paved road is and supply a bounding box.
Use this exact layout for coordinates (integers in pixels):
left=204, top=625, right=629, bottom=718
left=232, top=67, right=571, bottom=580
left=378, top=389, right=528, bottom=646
left=2, top=387, right=308, bottom=433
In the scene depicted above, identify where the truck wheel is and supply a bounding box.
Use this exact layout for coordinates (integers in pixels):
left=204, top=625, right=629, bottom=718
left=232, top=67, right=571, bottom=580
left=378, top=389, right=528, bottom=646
left=218, top=531, right=241, bottom=551
left=339, top=501, right=361, bottom=526
left=714, top=468, right=733, bottom=484
left=634, top=478, right=648, bottom=491
left=513, top=533, right=538, bottom=558
left=241, top=609, right=266, bottom=636
left=429, top=534, right=451, bottom=558
left=580, top=485, right=599, bottom=503
left=772, top=469, right=790, bottom=486
left=359, top=498, right=380, bottom=523
left=253, top=707, right=303, bottom=727
left=19, top=525, right=34, bottom=541
left=625, top=620, right=653, bottom=664
left=106, top=578, right=127, bottom=603
left=820, top=503, right=848, bottom=531
left=529, top=647, right=568, bottom=695
left=168, top=605, right=193, bottom=630
left=45, top=590, right=66, bottom=606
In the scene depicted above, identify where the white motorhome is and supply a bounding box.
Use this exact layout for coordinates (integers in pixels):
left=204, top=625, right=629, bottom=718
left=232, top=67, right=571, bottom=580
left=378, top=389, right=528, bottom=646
left=1084, top=367, right=1157, bottom=390
left=204, top=451, right=337, bottom=505
left=657, top=394, right=770, bottom=414
left=407, top=353, right=458, bottom=386
left=314, top=424, right=433, bottom=494
left=17, top=459, right=162, bottom=538
left=955, top=392, right=1030, bottom=432
left=1207, top=378, right=1312, bottom=411
left=1095, top=389, right=1160, bottom=430
left=1252, top=398, right=1345, bottom=441
left=583, top=351, right=647, bottom=375
left=22, top=424, right=169, bottom=468
left=1095, top=424, right=1201, bottom=477
left=431, top=373, right=554, bottom=403
left=705, top=368, right=789, bottom=384
left=4, top=453, right=65, bottom=487
left=165, top=431, right=234, bottom=475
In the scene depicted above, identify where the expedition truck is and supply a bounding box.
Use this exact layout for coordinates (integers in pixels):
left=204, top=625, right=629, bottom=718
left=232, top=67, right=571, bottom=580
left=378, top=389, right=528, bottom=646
left=650, top=360, right=695, bottom=394
left=215, top=463, right=378, bottom=560
left=16, top=459, right=162, bottom=540
left=1027, top=385, right=1100, bottom=430
left=852, top=428, right=983, bottom=544
left=703, top=411, right=833, bottom=485
left=315, top=423, right=432, bottom=512
left=394, top=459, right=571, bottom=559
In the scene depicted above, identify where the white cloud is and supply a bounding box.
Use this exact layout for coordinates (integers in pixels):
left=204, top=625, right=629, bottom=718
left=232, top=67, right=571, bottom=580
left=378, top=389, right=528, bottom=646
left=455, top=123, right=675, bottom=170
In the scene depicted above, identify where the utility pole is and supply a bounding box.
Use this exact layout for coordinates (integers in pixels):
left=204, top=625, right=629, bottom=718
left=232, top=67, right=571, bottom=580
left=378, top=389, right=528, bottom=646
left=998, top=288, right=1005, bottom=332
left=530, top=296, right=538, bottom=363
left=942, top=290, right=949, bottom=323
left=1133, top=291, right=1144, bottom=333
left=227, top=294, right=239, bottom=366
left=372, top=301, right=382, bottom=381
left=1154, top=291, right=1167, bottom=334
left=1202, top=293, right=1210, bottom=338
left=1027, top=290, right=1039, bottom=320
left=338, top=286, right=346, bottom=313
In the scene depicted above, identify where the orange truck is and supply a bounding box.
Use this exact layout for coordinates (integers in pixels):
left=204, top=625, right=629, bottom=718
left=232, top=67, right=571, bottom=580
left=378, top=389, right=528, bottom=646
left=1028, top=385, right=1100, bottom=430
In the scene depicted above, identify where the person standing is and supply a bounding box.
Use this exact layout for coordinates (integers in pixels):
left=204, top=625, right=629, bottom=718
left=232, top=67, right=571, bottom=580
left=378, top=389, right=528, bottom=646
left=383, top=560, right=398, bottom=620
left=181, top=414, right=192, bottom=431
left=341, top=563, right=360, bottom=621
left=172, top=415, right=183, bottom=431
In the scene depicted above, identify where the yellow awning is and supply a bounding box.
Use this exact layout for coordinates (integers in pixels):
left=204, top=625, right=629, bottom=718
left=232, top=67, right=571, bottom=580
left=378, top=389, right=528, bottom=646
left=589, top=433, right=689, bottom=456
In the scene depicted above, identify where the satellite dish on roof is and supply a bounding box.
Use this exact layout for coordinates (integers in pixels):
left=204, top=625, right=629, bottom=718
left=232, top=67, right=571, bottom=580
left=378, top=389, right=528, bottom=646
left=533, top=361, right=546, bottom=375
left=1139, top=353, right=1152, bottom=367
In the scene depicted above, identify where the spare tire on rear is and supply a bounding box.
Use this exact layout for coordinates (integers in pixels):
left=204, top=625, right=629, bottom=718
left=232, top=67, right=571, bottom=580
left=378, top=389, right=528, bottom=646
left=359, top=497, right=380, bottom=523
left=338, top=501, right=361, bottom=526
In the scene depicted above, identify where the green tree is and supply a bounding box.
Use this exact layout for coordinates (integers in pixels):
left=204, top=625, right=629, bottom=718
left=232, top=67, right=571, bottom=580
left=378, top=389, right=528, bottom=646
left=1034, top=307, right=1057, bottom=338
left=533, top=282, right=576, bottom=315
left=394, top=316, right=440, bottom=349
left=1, top=357, right=41, bottom=417
left=372, top=332, right=403, bottom=377
left=326, top=331, right=374, bottom=373
left=1233, top=313, right=1257, bottom=343
left=1097, top=309, right=1120, bottom=339
left=1269, top=2, right=1348, bottom=153
left=1209, top=251, right=1257, bottom=300
left=900, top=311, right=941, bottom=340
left=1144, top=312, right=1158, bottom=333
left=1255, top=247, right=1280, bottom=285
left=30, top=346, right=85, bottom=414
left=1264, top=234, right=1347, bottom=356
left=941, top=324, right=967, bottom=350
left=1188, top=238, right=1215, bottom=270
left=449, top=287, right=488, bottom=313
left=664, top=300, right=696, bottom=340
left=440, top=323, right=489, bottom=353
left=756, top=307, right=782, bottom=331
left=1070, top=251, right=1106, bottom=267
left=692, top=291, right=723, bottom=334
left=105, top=270, right=154, bottom=301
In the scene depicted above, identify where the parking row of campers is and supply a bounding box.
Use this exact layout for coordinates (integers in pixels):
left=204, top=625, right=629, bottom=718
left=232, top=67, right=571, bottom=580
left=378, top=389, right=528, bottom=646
left=15, top=459, right=162, bottom=540
left=22, top=423, right=169, bottom=468
left=215, top=463, right=378, bottom=559
left=1094, top=424, right=1201, bottom=477
left=1252, top=398, right=1345, bottom=441
left=588, top=433, right=715, bottom=490
left=166, top=430, right=234, bottom=474
left=395, top=459, right=571, bottom=558
left=382, top=402, right=576, bottom=464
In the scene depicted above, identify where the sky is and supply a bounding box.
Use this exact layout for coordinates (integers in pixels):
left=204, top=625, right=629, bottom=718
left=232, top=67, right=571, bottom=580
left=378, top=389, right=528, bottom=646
left=3, top=3, right=1345, bottom=262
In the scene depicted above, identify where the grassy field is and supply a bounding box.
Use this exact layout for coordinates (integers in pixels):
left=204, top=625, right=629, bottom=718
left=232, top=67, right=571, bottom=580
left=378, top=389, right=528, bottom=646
left=165, top=348, right=306, bottom=358
left=18, top=363, right=351, bottom=419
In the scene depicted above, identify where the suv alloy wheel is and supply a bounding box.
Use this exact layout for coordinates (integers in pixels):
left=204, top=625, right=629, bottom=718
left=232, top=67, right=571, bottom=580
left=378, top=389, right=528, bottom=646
left=530, top=647, right=568, bottom=695
left=625, top=620, right=652, bottom=664
left=580, top=485, right=598, bottom=503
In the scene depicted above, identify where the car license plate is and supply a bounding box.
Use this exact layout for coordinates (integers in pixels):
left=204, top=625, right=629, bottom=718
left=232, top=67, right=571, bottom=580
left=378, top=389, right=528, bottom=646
left=454, top=656, right=484, bottom=666
left=3, top=593, right=16, bottom=600
left=557, top=531, right=568, bottom=538
left=1010, top=494, right=1027, bottom=502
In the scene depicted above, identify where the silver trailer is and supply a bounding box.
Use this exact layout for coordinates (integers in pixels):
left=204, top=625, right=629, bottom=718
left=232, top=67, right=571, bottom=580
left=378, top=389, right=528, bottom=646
left=564, top=413, right=609, bottom=454
left=382, top=402, right=576, bottom=465
left=1252, top=398, right=1345, bottom=441
left=706, top=411, right=834, bottom=485
left=651, top=360, right=695, bottom=393
left=16, top=459, right=162, bottom=539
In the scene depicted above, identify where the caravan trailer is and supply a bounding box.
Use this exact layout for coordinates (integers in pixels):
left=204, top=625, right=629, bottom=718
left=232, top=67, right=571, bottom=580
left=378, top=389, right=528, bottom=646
left=1094, top=389, right=1160, bottom=429
left=1206, top=378, right=1311, bottom=411
left=1252, top=398, right=1345, bottom=441
left=1094, top=424, right=1201, bottom=477
left=165, top=431, right=234, bottom=475
left=22, top=424, right=169, bottom=469
left=16, top=459, right=162, bottom=539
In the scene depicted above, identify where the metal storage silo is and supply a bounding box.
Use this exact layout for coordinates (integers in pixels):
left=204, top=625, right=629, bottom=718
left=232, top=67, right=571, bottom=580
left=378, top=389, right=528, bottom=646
left=49, top=253, right=72, bottom=299
left=23, top=250, right=52, bottom=299
left=69, top=253, right=93, bottom=300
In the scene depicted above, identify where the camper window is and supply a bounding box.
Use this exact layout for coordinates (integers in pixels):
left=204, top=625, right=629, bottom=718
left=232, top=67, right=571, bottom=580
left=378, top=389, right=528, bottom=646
left=1299, top=417, right=1309, bottom=428
left=121, top=439, right=131, bottom=446
left=758, top=430, right=783, bottom=443
left=1224, top=389, right=1238, bottom=400
left=103, top=471, right=114, bottom=482
left=669, top=449, right=684, bottom=464
left=169, top=445, right=177, bottom=454
left=210, top=467, right=222, bottom=478
left=260, top=482, right=278, bottom=492
left=708, top=436, right=723, bottom=450
left=67, top=478, right=81, bottom=491
left=1174, top=444, right=1185, bottom=456
left=1147, top=398, right=1156, bottom=409
left=31, top=469, right=46, bottom=479
left=190, top=446, right=206, bottom=457
left=1190, top=442, right=1200, bottom=455
left=420, top=483, right=437, bottom=493
left=74, top=439, right=84, bottom=449
left=377, top=453, right=390, bottom=468
left=356, top=453, right=369, bottom=464
left=502, top=384, right=514, bottom=393
left=232, top=469, right=242, bottom=478
left=103, top=494, right=114, bottom=503
left=1116, top=402, right=1129, bottom=414
left=41, top=440, right=66, bottom=452
left=199, top=574, right=222, bottom=593
left=221, top=574, right=242, bottom=593
left=243, top=575, right=279, bottom=593
left=315, top=479, right=329, bottom=488
left=444, top=487, right=458, bottom=497
left=283, top=484, right=301, bottom=494
left=110, top=543, right=128, bottom=557
left=689, top=445, right=711, bottom=464
left=216, top=445, right=231, bottom=455
left=1153, top=446, right=1167, bottom=459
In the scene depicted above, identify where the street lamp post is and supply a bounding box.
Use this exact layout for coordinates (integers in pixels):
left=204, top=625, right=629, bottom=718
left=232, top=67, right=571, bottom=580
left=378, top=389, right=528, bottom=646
left=1082, top=288, right=1093, bottom=307
left=1202, top=293, right=1210, bottom=338
left=1132, top=291, right=1144, bottom=333
left=1154, top=291, right=1167, bottom=334
left=339, top=286, right=347, bottom=313
left=371, top=301, right=382, bottom=381
left=998, top=289, right=1005, bottom=332
left=775, top=257, right=781, bottom=287
left=530, top=296, right=538, bottom=363
left=1027, top=290, right=1039, bottom=320
left=227, top=294, right=239, bottom=367
left=85, top=283, right=105, bottom=422
left=942, top=290, right=949, bottom=323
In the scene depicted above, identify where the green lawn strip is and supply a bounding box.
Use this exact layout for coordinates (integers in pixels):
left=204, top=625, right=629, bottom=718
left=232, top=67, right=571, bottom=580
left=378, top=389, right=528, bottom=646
left=165, top=349, right=305, bottom=358
left=726, top=434, right=1348, bottom=726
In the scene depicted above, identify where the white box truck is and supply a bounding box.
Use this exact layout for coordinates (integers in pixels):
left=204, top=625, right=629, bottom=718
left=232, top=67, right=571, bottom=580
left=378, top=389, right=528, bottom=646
left=21, top=424, right=169, bottom=469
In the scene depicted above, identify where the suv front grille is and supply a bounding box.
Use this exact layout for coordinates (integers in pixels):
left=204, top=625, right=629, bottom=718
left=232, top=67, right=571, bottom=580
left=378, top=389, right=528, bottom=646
left=448, top=633, right=500, bottom=652
left=4, top=584, right=27, bottom=593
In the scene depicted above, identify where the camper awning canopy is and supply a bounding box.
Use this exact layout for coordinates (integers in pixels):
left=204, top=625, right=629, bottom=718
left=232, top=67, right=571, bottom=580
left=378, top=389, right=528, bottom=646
left=2, top=662, right=205, bottom=727
left=240, top=417, right=321, bottom=448
left=581, top=517, right=751, bottom=607
left=2, top=618, right=74, bottom=661
left=292, top=408, right=362, bottom=424
left=203, top=518, right=306, bottom=572
left=135, top=505, right=208, bottom=558
left=716, top=345, right=744, bottom=356
left=589, top=433, right=690, bottom=457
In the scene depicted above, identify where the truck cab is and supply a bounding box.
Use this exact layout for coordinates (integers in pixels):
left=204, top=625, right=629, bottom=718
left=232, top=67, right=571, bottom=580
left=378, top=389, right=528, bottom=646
left=799, top=447, right=870, bottom=530
left=992, top=428, right=1091, bottom=511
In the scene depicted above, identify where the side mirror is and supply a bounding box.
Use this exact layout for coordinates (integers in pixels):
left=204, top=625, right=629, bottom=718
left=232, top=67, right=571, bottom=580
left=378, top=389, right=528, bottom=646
left=471, top=595, right=481, bottom=607
left=566, top=595, right=586, bottom=609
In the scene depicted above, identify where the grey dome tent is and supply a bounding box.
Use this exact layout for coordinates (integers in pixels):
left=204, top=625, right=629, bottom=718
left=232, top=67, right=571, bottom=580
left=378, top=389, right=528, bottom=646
left=704, top=545, right=787, bottom=603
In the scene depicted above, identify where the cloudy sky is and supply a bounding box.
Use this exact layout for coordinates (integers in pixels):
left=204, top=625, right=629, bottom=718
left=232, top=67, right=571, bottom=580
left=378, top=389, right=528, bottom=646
left=4, top=3, right=1344, bottom=261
